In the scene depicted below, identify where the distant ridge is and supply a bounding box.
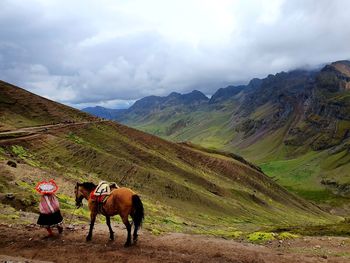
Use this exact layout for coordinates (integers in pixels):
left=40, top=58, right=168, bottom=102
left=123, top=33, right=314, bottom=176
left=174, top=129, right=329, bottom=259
left=83, top=90, right=209, bottom=120
left=83, top=106, right=126, bottom=120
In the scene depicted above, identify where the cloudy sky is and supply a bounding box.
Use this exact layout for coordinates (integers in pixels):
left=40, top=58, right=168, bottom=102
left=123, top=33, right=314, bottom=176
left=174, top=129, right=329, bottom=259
left=1, top=0, right=350, bottom=109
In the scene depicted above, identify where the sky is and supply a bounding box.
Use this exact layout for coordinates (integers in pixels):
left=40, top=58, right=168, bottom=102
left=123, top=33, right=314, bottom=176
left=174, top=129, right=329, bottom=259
left=1, top=0, right=350, bottom=109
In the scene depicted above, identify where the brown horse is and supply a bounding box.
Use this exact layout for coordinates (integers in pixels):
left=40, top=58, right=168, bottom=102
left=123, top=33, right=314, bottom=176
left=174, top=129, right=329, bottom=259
left=75, top=182, right=144, bottom=247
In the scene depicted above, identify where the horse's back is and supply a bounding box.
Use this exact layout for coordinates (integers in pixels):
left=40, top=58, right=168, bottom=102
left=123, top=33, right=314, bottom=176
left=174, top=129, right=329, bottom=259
left=108, top=187, right=136, bottom=212
left=113, top=187, right=136, bottom=197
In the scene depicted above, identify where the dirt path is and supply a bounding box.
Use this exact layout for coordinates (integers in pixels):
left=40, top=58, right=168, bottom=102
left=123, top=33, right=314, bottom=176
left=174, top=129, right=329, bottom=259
left=0, top=120, right=108, bottom=143
left=0, top=224, right=349, bottom=263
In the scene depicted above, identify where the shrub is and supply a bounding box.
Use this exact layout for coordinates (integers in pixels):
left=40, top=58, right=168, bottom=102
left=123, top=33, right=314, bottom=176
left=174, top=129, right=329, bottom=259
left=247, top=231, right=276, bottom=243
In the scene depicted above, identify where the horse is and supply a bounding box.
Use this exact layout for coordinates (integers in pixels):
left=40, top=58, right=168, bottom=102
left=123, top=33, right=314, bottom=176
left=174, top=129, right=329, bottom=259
left=74, top=182, right=144, bottom=247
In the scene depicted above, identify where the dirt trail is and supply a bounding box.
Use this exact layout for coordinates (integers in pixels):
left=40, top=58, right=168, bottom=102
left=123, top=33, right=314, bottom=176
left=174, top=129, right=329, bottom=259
left=0, top=121, right=108, bottom=143
left=0, top=224, right=349, bottom=263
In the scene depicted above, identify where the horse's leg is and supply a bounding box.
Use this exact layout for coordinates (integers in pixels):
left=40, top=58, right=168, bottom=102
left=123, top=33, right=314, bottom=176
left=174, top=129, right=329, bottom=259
left=86, top=211, right=97, bottom=241
left=131, top=214, right=138, bottom=243
left=121, top=215, right=132, bottom=247
left=106, top=216, right=114, bottom=241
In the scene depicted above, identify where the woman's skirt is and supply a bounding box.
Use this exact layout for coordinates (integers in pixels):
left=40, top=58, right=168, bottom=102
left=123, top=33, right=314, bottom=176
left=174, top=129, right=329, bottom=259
left=37, top=210, right=63, bottom=227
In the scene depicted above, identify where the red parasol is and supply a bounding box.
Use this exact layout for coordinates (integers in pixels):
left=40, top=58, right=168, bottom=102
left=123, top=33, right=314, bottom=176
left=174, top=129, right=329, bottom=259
left=35, top=179, right=59, bottom=194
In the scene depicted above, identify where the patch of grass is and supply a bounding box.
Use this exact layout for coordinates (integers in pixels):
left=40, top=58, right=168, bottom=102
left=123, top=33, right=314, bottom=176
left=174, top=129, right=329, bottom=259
left=150, top=228, right=163, bottom=235
left=260, top=152, right=322, bottom=191
left=57, top=193, right=75, bottom=210
left=333, top=252, right=350, bottom=258
left=162, top=216, right=183, bottom=224
left=10, top=145, right=41, bottom=167
left=288, top=221, right=350, bottom=237
left=247, top=231, right=276, bottom=243
left=66, top=132, right=86, bottom=144
left=193, top=227, right=243, bottom=239
left=0, top=205, right=20, bottom=221
left=288, top=188, right=339, bottom=203
left=74, top=206, right=91, bottom=219
left=16, top=180, right=36, bottom=193
left=11, top=145, right=31, bottom=158
left=0, top=147, right=5, bottom=160
left=259, top=150, right=350, bottom=207
left=0, top=147, right=5, bottom=155
left=278, top=232, right=299, bottom=239
left=112, top=216, right=122, bottom=223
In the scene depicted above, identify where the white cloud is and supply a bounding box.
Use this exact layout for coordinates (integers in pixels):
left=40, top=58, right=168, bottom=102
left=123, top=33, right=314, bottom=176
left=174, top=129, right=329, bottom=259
left=0, top=0, right=350, bottom=108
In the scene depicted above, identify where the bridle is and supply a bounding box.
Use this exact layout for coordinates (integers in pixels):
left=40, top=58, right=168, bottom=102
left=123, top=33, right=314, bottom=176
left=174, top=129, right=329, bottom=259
left=75, top=183, right=84, bottom=208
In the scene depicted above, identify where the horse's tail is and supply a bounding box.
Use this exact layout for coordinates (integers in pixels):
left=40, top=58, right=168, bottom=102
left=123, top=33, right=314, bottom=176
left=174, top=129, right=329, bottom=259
left=132, top=194, right=144, bottom=230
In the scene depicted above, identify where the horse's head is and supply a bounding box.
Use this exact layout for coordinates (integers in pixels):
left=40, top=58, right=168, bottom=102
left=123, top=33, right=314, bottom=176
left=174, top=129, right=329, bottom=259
left=75, top=182, right=84, bottom=208
left=75, top=182, right=97, bottom=208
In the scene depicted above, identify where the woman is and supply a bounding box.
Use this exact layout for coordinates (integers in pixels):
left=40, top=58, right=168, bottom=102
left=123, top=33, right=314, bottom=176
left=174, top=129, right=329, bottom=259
left=36, top=180, right=63, bottom=237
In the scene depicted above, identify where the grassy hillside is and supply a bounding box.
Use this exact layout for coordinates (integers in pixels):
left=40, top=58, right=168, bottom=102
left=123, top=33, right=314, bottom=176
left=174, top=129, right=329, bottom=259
left=112, top=61, right=350, bottom=211
left=130, top=103, right=237, bottom=150
left=0, top=80, right=96, bottom=131
left=0, top=80, right=339, bottom=237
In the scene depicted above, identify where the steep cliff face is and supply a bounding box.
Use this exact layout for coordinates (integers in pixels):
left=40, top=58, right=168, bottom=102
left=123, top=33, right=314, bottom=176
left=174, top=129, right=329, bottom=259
left=282, top=61, right=350, bottom=151
left=233, top=70, right=314, bottom=142
left=229, top=61, right=350, bottom=153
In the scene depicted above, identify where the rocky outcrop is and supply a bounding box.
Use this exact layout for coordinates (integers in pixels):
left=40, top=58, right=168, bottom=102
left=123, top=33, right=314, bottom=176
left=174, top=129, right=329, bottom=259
left=238, top=61, right=350, bottom=151
left=321, top=179, right=350, bottom=197
left=209, top=85, right=245, bottom=104
left=6, top=160, right=17, bottom=168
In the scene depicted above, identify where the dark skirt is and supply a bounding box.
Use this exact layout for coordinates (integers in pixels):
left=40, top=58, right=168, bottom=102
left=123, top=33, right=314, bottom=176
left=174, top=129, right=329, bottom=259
left=37, top=210, right=63, bottom=227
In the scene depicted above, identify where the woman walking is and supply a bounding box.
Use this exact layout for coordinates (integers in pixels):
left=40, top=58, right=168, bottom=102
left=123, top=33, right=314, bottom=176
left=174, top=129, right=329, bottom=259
left=35, top=180, right=63, bottom=237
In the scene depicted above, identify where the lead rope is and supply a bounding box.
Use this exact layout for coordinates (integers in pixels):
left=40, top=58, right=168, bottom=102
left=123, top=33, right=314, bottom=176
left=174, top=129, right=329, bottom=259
left=66, top=207, right=77, bottom=228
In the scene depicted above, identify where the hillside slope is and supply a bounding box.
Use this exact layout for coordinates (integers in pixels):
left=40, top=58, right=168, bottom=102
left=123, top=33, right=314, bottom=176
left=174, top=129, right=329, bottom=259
left=0, top=80, right=97, bottom=131
left=0, top=80, right=336, bottom=234
left=92, top=60, right=350, bottom=208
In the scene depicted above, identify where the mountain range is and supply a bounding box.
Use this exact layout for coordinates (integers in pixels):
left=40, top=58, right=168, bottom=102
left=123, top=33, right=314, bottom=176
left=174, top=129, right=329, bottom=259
left=83, top=60, right=350, bottom=210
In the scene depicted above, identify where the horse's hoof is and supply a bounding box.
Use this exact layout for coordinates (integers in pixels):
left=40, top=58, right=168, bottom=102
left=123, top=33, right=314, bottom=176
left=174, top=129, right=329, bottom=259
left=86, top=236, right=92, bottom=242
left=109, top=237, right=114, bottom=241
left=42, top=235, right=54, bottom=240
left=124, top=242, right=131, bottom=247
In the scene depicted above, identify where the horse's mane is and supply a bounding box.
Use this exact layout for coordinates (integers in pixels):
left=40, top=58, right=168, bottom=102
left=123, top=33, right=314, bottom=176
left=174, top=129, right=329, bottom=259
left=81, top=182, right=97, bottom=191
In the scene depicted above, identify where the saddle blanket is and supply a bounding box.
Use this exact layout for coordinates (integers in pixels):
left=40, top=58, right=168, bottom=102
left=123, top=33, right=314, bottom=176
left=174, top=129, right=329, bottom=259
left=94, top=181, right=111, bottom=196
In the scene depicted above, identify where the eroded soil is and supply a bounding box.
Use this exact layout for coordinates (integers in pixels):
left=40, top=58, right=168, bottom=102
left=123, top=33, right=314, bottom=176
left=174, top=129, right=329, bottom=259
left=0, top=224, right=349, bottom=263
